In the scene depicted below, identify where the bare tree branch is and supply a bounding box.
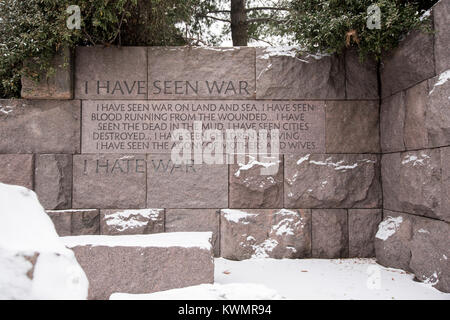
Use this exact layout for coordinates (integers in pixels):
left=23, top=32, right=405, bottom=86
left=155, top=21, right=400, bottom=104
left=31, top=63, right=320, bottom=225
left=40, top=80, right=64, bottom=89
left=208, top=10, right=231, bottom=14
left=199, top=15, right=231, bottom=23
left=246, top=7, right=290, bottom=12
left=247, top=18, right=287, bottom=23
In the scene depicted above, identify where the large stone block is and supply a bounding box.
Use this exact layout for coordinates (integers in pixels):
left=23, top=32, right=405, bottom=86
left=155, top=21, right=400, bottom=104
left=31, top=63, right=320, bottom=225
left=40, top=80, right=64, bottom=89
left=410, top=217, right=450, bottom=293
left=381, top=29, right=435, bottom=97
left=147, top=154, right=228, bottom=208
left=381, top=153, right=402, bottom=212
left=348, top=209, right=382, bottom=258
left=433, top=0, right=450, bottom=74
left=285, top=154, right=381, bottom=209
left=382, top=149, right=447, bottom=221
left=46, top=210, right=72, bottom=236
left=312, top=209, right=348, bottom=258
left=148, top=47, right=255, bottom=99
left=256, top=48, right=345, bottom=99
left=0, top=154, right=33, bottom=189
left=425, top=71, right=450, bottom=147
left=75, top=47, right=147, bottom=99
left=165, top=209, right=220, bottom=257
left=62, top=233, right=214, bottom=300
left=325, top=100, right=380, bottom=153
left=220, top=209, right=312, bottom=260
left=100, top=209, right=164, bottom=235
left=21, top=48, right=73, bottom=99
left=0, top=100, right=80, bottom=154
left=380, top=92, right=406, bottom=153
left=35, top=154, right=72, bottom=210
left=344, top=49, right=379, bottom=99
left=229, top=155, right=283, bottom=209
left=375, top=211, right=414, bottom=271
left=440, top=147, right=450, bottom=222
left=47, top=209, right=100, bottom=236
left=73, top=154, right=147, bottom=209
left=404, top=81, right=429, bottom=149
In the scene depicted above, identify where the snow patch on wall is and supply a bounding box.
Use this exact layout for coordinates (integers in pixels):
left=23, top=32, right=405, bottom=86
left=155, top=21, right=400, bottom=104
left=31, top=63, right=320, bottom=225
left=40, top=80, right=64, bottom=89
left=375, top=216, right=403, bottom=241
left=429, top=69, right=450, bottom=95
left=222, top=209, right=258, bottom=224
left=252, top=239, right=279, bottom=259
left=103, top=209, right=162, bottom=231
left=402, top=154, right=431, bottom=166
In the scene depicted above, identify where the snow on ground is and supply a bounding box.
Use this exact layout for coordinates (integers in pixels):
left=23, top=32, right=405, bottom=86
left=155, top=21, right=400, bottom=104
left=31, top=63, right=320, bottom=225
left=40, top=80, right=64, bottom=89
left=62, top=232, right=212, bottom=250
left=0, top=183, right=88, bottom=300
left=111, top=283, right=283, bottom=300
left=215, top=258, right=450, bottom=300
left=111, top=258, right=449, bottom=300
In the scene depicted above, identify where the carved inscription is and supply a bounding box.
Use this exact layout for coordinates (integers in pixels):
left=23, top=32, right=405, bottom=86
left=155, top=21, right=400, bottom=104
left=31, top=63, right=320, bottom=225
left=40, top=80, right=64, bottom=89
left=81, top=100, right=325, bottom=154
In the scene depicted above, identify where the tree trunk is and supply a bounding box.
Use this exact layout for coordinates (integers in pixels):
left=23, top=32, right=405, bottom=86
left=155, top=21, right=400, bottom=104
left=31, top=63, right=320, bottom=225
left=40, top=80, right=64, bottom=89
left=231, top=0, right=248, bottom=46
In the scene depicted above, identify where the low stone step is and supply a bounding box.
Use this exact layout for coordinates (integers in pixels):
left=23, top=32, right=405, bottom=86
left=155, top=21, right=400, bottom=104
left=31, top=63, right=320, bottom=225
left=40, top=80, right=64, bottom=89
left=61, top=232, right=214, bottom=300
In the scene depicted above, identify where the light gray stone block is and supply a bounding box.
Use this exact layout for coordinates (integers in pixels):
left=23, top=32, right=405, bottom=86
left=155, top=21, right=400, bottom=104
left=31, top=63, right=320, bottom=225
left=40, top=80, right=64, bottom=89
left=35, top=154, right=72, bottom=210
left=165, top=209, right=220, bottom=256
left=285, top=154, right=381, bottom=209
left=326, top=100, right=380, bottom=153
left=256, top=48, right=345, bottom=99
left=312, top=209, right=348, bottom=258
left=0, top=154, right=33, bottom=189
left=0, top=100, right=80, bottom=154
left=220, top=209, right=312, bottom=260
left=73, top=154, right=147, bottom=209
left=75, top=47, right=147, bottom=99
left=148, top=47, right=255, bottom=99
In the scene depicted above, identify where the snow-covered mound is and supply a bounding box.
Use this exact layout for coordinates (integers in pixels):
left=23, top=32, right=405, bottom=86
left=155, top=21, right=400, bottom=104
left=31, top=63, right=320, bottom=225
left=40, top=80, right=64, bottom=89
left=0, top=183, right=88, bottom=299
left=110, top=283, right=283, bottom=300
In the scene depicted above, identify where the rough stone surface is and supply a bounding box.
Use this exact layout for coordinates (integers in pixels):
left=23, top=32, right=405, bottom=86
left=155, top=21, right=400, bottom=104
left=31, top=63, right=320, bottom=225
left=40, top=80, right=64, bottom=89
left=256, top=48, right=345, bottom=99
left=348, top=209, right=382, bottom=258
left=100, top=209, right=164, bottom=235
left=35, top=154, right=72, bottom=210
left=46, top=210, right=72, bottom=236
left=433, top=0, right=450, bottom=74
left=410, top=217, right=450, bottom=293
left=165, top=209, right=220, bottom=257
left=220, top=209, right=312, bottom=260
left=425, top=71, right=450, bottom=148
left=382, top=149, right=446, bottom=221
left=21, top=48, right=73, bottom=99
left=0, top=154, right=33, bottom=189
left=73, top=154, right=147, bottom=209
left=0, top=100, right=80, bottom=154
left=345, top=49, right=379, bottom=99
left=375, top=211, right=414, bottom=271
left=441, top=147, right=450, bottom=223
left=404, top=80, right=429, bottom=149
left=312, top=209, right=348, bottom=258
left=71, top=210, right=101, bottom=235
left=380, top=92, right=406, bottom=153
left=65, top=237, right=214, bottom=300
left=147, top=154, right=228, bottom=208
left=47, top=209, right=100, bottom=236
left=381, top=29, right=435, bottom=98
left=381, top=153, right=403, bottom=213
left=285, top=154, right=381, bottom=209
left=148, top=47, right=255, bottom=99
left=229, top=156, right=283, bottom=209
left=75, top=47, right=147, bottom=99
left=326, top=100, right=380, bottom=153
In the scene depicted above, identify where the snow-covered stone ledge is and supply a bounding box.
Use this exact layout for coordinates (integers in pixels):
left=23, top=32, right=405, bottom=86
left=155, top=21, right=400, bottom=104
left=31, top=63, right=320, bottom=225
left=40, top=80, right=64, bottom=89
left=61, top=232, right=214, bottom=300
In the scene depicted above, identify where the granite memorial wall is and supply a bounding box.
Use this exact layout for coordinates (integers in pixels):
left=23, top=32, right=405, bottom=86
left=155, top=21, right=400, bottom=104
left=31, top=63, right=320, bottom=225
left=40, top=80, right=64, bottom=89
left=0, top=45, right=382, bottom=262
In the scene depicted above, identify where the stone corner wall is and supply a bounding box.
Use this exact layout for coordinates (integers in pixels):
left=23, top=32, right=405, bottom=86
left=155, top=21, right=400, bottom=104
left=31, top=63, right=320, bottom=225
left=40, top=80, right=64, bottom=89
left=378, top=0, right=450, bottom=293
